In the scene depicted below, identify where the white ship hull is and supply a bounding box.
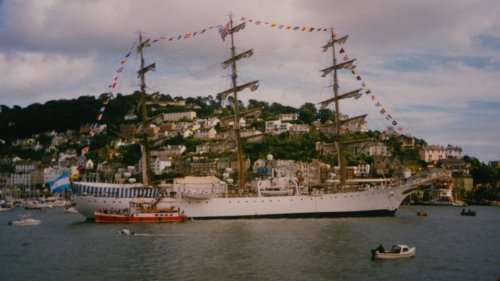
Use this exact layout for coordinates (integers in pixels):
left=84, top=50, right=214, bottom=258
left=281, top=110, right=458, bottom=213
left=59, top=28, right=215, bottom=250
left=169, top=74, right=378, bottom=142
left=71, top=181, right=413, bottom=219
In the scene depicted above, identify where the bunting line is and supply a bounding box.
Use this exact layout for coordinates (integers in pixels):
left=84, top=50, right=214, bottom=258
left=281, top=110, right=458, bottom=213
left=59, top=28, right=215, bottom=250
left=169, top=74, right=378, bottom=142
left=241, top=17, right=330, bottom=32
left=338, top=45, right=408, bottom=134
left=80, top=42, right=136, bottom=160
left=148, top=24, right=223, bottom=45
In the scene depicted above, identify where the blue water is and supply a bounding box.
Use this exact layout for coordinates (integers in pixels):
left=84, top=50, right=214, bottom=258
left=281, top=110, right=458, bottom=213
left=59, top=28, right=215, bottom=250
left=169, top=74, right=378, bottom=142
left=0, top=206, right=498, bottom=281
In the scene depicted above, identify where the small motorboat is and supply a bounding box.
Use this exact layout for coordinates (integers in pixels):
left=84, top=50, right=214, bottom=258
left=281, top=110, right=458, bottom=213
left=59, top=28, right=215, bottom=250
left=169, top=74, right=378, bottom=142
left=64, top=206, right=79, bottom=214
left=0, top=202, right=14, bottom=212
left=460, top=209, right=476, bottom=216
left=24, top=200, right=51, bottom=210
left=117, top=227, right=134, bottom=235
left=371, top=244, right=416, bottom=259
left=9, top=215, right=41, bottom=226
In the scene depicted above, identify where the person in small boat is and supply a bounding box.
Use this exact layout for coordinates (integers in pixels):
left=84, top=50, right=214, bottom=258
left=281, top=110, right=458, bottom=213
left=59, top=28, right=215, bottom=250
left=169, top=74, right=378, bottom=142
left=376, top=244, right=385, bottom=253
left=371, top=244, right=385, bottom=257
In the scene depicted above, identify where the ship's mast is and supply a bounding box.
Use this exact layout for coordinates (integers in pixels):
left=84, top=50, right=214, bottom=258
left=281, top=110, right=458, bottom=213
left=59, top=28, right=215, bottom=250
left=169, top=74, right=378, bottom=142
left=330, top=29, right=347, bottom=187
left=229, top=15, right=246, bottom=192
left=320, top=29, right=361, bottom=188
left=137, top=32, right=154, bottom=187
left=217, top=13, right=259, bottom=192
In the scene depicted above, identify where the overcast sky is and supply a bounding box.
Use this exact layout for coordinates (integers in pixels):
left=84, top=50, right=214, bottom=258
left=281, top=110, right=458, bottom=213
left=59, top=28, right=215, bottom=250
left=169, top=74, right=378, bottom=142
left=0, top=0, right=499, bottom=162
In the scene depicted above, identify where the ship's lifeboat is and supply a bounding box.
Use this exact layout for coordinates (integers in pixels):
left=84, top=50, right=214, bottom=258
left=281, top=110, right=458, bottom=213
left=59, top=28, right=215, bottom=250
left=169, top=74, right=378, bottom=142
left=181, top=192, right=213, bottom=200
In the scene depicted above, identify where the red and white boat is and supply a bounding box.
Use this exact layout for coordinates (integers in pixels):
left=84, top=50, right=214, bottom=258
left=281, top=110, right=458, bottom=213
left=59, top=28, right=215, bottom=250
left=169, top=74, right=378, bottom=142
left=94, top=200, right=187, bottom=223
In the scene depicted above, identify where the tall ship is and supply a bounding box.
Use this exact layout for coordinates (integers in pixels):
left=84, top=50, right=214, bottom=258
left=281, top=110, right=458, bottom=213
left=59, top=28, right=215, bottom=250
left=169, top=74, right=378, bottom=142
left=71, top=17, right=442, bottom=219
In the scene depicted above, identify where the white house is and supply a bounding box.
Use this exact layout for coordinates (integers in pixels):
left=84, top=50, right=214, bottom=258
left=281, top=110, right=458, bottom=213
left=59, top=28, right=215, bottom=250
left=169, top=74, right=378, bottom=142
left=52, top=133, right=69, bottom=146
left=290, top=124, right=310, bottom=135
left=13, top=160, right=37, bottom=173
left=151, top=145, right=187, bottom=158
left=362, top=142, right=389, bottom=157
left=163, top=111, right=196, bottom=122
left=265, top=120, right=292, bottom=135
left=445, top=144, right=462, bottom=158
left=358, top=163, right=371, bottom=177
left=151, top=157, right=172, bottom=175
left=181, top=129, right=193, bottom=138
left=278, top=113, right=299, bottom=121
left=344, top=118, right=368, bottom=133
left=194, top=127, right=217, bottom=139
left=200, top=117, right=220, bottom=128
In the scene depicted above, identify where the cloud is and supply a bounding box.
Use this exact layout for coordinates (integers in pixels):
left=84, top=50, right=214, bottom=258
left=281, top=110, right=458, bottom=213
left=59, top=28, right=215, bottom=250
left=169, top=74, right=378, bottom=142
left=0, top=51, right=95, bottom=105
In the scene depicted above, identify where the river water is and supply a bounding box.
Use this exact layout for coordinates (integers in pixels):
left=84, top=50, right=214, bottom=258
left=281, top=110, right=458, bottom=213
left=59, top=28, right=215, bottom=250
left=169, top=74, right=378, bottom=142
left=0, top=205, right=498, bottom=281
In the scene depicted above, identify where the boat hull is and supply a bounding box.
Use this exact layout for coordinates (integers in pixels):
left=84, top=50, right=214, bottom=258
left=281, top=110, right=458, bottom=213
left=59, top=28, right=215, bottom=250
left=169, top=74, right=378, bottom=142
left=372, top=248, right=416, bottom=259
left=94, top=212, right=187, bottom=223
left=72, top=183, right=412, bottom=220
left=9, top=219, right=41, bottom=226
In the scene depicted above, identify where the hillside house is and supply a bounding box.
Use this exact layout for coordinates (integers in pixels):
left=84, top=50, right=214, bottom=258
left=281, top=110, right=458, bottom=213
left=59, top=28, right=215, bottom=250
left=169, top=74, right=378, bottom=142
left=358, top=163, right=371, bottom=177
left=240, top=128, right=264, bottom=143
left=290, top=124, right=310, bottom=135
left=163, top=111, right=196, bottom=122
left=151, top=157, right=172, bottom=175
left=445, top=144, right=462, bottom=158
left=440, top=158, right=469, bottom=173
left=381, top=127, right=399, bottom=140
left=145, top=100, right=185, bottom=107
left=52, top=133, right=69, bottom=146
left=277, top=113, right=299, bottom=121
left=361, top=142, right=390, bottom=157
left=12, top=138, right=36, bottom=149
left=265, top=120, right=292, bottom=135
left=315, top=142, right=337, bottom=156
left=194, top=127, right=217, bottom=139
left=420, top=145, right=447, bottom=163
left=151, top=145, right=187, bottom=158
left=398, top=134, right=415, bottom=148
left=220, top=116, right=246, bottom=128
left=196, top=141, right=236, bottom=154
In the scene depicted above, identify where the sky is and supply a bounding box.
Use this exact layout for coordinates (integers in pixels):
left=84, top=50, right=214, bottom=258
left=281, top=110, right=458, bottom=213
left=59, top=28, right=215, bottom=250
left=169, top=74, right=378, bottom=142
left=0, top=0, right=499, bottom=163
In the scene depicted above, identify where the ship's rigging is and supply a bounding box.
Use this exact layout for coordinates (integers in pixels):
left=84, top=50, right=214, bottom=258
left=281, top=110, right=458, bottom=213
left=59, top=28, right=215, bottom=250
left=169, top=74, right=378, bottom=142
left=217, top=14, right=259, bottom=192
left=320, top=30, right=368, bottom=188
left=137, top=32, right=155, bottom=187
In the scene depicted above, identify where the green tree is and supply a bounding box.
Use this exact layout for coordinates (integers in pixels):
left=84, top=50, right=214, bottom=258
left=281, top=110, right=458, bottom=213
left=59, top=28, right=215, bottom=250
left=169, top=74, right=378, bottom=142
left=298, top=103, right=317, bottom=124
